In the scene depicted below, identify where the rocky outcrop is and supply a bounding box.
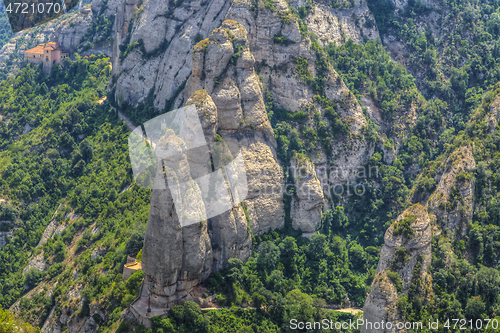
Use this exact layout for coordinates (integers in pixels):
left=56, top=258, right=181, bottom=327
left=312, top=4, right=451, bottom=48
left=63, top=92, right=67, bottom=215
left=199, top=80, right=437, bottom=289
left=52, top=6, right=95, bottom=53
left=363, top=122, right=476, bottom=330
left=37, top=220, right=59, bottom=247
left=186, top=91, right=253, bottom=271
left=39, top=284, right=101, bottom=333
left=228, top=0, right=374, bottom=185
left=362, top=204, right=432, bottom=333
left=390, top=0, right=438, bottom=10
left=142, top=161, right=212, bottom=306
left=132, top=0, right=379, bottom=312
left=362, top=272, right=399, bottom=333
left=427, top=145, right=475, bottom=236
left=111, top=0, right=376, bottom=186
left=290, top=154, right=324, bottom=234
left=483, top=96, right=500, bottom=133
left=185, top=20, right=286, bottom=234
left=375, top=204, right=432, bottom=290
left=292, top=0, right=379, bottom=46
left=112, top=0, right=231, bottom=108
left=23, top=253, right=47, bottom=274
left=140, top=19, right=285, bottom=308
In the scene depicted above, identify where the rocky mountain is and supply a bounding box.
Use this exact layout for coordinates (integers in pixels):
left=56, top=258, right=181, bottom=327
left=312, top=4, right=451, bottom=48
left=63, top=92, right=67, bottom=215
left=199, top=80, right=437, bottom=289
left=133, top=0, right=377, bottom=308
left=362, top=204, right=432, bottom=332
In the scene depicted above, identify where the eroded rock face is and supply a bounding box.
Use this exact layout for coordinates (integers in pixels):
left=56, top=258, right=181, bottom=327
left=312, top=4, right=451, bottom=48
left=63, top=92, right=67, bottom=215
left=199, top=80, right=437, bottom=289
left=112, top=0, right=231, bottom=108
left=53, top=6, right=95, bottom=53
left=185, top=20, right=286, bottom=236
left=141, top=18, right=285, bottom=307
left=136, top=0, right=381, bottom=308
left=362, top=204, right=432, bottom=333
left=112, top=0, right=376, bottom=185
left=227, top=0, right=375, bottom=193
left=293, top=0, right=379, bottom=46
left=291, top=155, right=324, bottom=233
left=142, top=34, right=285, bottom=298
left=361, top=272, right=399, bottom=333
left=390, top=0, right=438, bottom=10
left=23, top=253, right=47, bottom=274
left=364, top=145, right=476, bottom=330
left=142, top=160, right=212, bottom=304
left=376, top=204, right=432, bottom=291
left=427, top=145, right=475, bottom=236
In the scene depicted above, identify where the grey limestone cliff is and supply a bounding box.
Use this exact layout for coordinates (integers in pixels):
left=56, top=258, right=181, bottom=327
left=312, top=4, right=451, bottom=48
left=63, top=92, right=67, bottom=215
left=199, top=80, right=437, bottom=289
left=142, top=167, right=212, bottom=305
left=362, top=204, right=432, bottom=333
left=122, top=0, right=381, bottom=310
left=290, top=154, right=324, bottom=234
left=427, top=145, right=475, bottom=237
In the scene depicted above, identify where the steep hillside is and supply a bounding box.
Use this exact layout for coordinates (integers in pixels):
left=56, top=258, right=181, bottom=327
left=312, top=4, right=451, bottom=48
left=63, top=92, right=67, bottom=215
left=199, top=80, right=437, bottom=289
left=0, top=56, right=141, bottom=330
left=362, top=84, right=500, bottom=332
left=371, top=0, right=500, bottom=127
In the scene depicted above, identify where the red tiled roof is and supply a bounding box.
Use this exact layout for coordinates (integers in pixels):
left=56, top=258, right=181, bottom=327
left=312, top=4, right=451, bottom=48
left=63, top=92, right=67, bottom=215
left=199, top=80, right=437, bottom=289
left=25, top=42, right=58, bottom=55
left=25, top=45, right=44, bottom=55
left=43, top=42, right=57, bottom=50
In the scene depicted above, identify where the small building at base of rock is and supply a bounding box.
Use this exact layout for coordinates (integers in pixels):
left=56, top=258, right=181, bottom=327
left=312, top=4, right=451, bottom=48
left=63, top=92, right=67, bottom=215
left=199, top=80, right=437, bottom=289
left=123, top=261, right=142, bottom=281
left=24, top=42, right=69, bottom=74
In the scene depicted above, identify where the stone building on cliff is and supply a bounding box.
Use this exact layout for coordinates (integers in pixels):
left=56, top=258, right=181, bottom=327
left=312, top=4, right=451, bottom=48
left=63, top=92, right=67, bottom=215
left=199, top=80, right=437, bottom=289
left=24, top=42, right=69, bottom=74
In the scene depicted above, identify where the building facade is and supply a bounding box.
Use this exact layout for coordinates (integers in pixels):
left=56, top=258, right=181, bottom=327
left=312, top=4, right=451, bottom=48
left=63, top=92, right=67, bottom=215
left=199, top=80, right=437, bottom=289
left=24, top=42, right=69, bottom=74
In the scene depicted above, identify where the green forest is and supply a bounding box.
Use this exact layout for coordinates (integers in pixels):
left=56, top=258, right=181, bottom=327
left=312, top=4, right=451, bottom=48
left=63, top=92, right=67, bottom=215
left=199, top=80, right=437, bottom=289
left=0, top=56, right=151, bottom=328
left=0, top=4, right=12, bottom=49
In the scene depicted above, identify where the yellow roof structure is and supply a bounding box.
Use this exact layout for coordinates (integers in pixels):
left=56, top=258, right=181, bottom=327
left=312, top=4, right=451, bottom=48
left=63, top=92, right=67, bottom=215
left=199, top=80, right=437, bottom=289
left=125, top=261, right=142, bottom=270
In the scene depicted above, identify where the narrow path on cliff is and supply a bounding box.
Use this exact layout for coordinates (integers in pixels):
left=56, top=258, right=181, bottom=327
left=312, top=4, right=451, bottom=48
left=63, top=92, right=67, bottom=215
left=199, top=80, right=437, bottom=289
left=117, top=109, right=136, bottom=131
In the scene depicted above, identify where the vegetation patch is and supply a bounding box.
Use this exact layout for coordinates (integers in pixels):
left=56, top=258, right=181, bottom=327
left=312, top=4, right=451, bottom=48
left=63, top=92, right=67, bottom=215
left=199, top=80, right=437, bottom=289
left=393, top=214, right=416, bottom=239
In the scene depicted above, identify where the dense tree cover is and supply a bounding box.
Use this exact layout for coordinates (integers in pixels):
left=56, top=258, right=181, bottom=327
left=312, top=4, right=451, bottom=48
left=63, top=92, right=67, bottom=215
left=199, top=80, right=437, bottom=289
left=0, top=55, right=147, bottom=324
left=0, top=305, right=40, bottom=332
left=0, top=4, right=13, bottom=49
left=266, top=31, right=423, bottom=249
left=132, top=225, right=373, bottom=331
left=369, top=0, right=500, bottom=129
left=327, top=39, right=420, bottom=123
left=116, top=300, right=360, bottom=333
left=113, top=232, right=368, bottom=332
left=207, top=233, right=375, bottom=308
left=79, top=6, right=115, bottom=53
left=285, top=2, right=500, bottom=329
left=386, top=85, right=500, bottom=331
left=332, top=157, right=410, bottom=247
